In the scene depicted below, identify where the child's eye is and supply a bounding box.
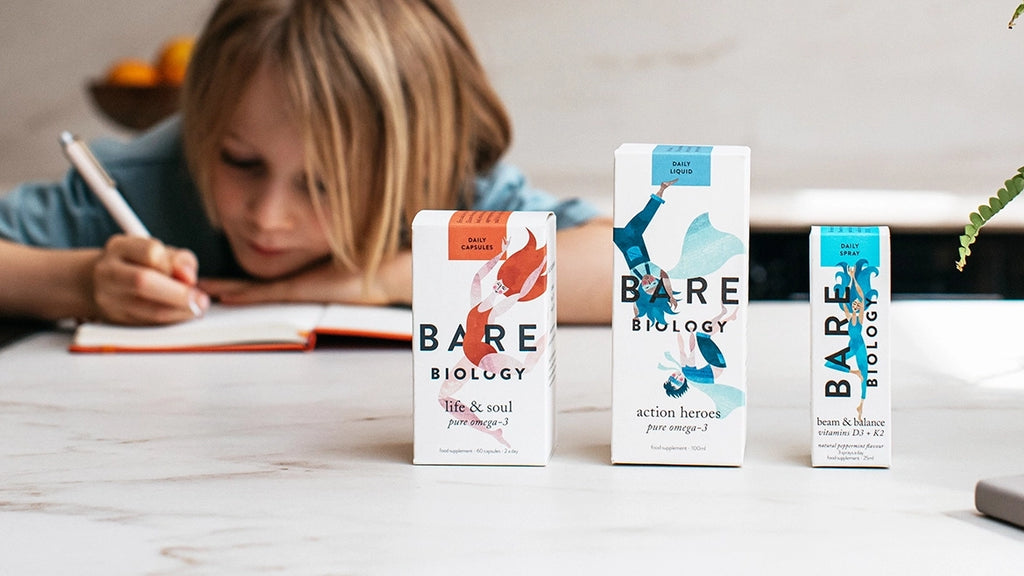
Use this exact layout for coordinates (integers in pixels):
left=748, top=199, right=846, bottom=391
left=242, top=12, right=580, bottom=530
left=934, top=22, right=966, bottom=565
left=295, top=173, right=327, bottom=197
left=219, top=149, right=264, bottom=172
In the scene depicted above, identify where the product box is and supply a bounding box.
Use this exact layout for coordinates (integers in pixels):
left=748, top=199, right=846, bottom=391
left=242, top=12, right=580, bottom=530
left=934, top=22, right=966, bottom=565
left=611, top=144, right=750, bottom=465
left=412, top=210, right=556, bottom=465
left=809, top=226, right=891, bottom=468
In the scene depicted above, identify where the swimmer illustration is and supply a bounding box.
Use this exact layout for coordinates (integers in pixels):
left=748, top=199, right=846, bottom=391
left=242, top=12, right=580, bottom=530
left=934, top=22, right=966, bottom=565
left=829, top=259, right=879, bottom=419
left=658, top=306, right=745, bottom=417
left=613, top=179, right=679, bottom=324
left=614, top=179, right=745, bottom=324
left=438, top=229, right=549, bottom=448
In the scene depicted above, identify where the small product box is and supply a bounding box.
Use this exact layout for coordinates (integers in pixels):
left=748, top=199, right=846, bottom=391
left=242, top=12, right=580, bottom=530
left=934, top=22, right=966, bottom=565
left=611, top=144, right=750, bottom=466
left=412, top=210, right=556, bottom=466
left=809, top=226, right=891, bottom=468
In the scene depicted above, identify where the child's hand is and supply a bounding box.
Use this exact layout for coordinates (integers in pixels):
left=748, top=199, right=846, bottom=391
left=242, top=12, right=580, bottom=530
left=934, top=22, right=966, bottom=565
left=91, top=235, right=210, bottom=325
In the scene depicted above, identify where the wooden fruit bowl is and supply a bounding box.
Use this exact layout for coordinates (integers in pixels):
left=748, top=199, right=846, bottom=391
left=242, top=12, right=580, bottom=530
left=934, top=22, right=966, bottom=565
left=88, top=82, right=181, bottom=131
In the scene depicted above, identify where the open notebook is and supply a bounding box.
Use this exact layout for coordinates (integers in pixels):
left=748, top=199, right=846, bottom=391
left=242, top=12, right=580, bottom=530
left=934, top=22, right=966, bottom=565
left=69, top=303, right=412, bottom=353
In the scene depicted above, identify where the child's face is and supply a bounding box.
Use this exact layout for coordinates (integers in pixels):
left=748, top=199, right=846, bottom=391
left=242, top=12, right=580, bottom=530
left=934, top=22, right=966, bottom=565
left=209, top=65, right=333, bottom=280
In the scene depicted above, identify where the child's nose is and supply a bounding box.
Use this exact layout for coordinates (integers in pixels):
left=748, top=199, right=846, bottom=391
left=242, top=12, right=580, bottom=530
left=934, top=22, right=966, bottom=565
left=248, top=182, right=294, bottom=230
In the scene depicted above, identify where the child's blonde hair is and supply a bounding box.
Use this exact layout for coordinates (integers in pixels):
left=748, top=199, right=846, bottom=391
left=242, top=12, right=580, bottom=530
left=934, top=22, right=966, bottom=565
left=182, top=0, right=511, bottom=278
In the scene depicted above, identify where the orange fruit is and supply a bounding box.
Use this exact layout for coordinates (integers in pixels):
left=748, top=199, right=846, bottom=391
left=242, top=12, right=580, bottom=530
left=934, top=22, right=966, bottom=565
left=105, top=59, right=160, bottom=87
left=155, top=36, right=195, bottom=86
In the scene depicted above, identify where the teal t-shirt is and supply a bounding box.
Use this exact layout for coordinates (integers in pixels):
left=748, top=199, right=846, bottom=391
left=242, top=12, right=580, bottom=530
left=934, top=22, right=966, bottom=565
left=0, top=117, right=598, bottom=277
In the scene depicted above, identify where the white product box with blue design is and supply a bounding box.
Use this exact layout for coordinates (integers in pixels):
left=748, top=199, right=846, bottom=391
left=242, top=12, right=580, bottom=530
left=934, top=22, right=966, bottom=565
left=611, top=144, right=750, bottom=466
left=810, top=226, right=891, bottom=468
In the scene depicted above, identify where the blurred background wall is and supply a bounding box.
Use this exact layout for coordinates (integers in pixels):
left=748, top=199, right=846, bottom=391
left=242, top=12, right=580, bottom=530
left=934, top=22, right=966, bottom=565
left=2, top=1, right=1022, bottom=223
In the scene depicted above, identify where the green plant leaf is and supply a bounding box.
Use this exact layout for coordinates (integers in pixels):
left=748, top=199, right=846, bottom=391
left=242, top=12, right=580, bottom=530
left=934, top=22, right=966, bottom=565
left=956, top=168, right=1024, bottom=270
left=1009, top=176, right=1023, bottom=195
left=956, top=247, right=970, bottom=272
left=1012, top=3, right=1024, bottom=28
left=955, top=9, right=1023, bottom=269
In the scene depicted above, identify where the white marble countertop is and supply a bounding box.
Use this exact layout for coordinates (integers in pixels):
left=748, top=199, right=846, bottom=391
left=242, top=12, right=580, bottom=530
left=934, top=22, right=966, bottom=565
left=4, top=301, right=1024, bottom=574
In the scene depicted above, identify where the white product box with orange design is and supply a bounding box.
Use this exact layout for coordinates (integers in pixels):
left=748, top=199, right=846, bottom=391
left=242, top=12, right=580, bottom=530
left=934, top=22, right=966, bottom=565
left=412, top=210, right=556, bottom=465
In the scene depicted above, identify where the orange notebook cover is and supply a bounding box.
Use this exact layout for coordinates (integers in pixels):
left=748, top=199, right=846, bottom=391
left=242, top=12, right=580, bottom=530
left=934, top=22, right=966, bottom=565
left=69, top=303, right=412, bottom=353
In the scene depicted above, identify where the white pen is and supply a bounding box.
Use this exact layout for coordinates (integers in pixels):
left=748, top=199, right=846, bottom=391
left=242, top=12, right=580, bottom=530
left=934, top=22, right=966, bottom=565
left=60, top=131, right=204, bottom=317
left=59, top=131, right=151, bottom=237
